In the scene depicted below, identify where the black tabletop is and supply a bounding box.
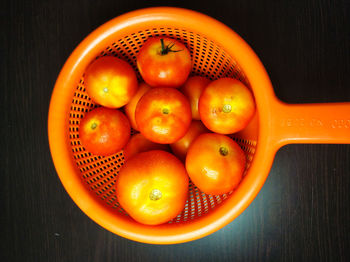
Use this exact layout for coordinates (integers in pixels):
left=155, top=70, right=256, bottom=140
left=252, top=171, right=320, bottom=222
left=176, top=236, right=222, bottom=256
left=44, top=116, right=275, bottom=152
left=1, top=0, right=349, bottom=261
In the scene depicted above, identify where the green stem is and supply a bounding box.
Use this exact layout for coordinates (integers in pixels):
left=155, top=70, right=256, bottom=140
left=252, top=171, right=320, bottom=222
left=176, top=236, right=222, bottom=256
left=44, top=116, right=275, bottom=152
left=160, top=38, right=183, bottom=55
left=160, top=39, right=167, bottom=55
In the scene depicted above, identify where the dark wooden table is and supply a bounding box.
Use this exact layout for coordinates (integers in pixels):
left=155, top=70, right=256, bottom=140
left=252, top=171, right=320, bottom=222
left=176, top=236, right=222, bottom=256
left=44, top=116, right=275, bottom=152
left=1, top=0, right=349, bottom=261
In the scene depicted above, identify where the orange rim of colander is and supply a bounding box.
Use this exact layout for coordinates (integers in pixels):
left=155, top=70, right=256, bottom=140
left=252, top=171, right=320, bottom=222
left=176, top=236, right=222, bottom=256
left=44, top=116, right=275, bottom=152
left=48, top=7, right=277, bottom=244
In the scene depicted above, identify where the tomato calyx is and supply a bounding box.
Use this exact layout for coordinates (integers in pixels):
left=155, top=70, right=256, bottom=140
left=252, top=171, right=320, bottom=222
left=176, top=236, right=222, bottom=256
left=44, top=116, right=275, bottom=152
left=219, top=146, right=229, bottom=156
left=162, top=108, right=170, bottom=114
left=149, top=188, right=162, bottom=201
left=160, top=38, right=183, bottom=55
left=222, top=104, right=232, bottom=113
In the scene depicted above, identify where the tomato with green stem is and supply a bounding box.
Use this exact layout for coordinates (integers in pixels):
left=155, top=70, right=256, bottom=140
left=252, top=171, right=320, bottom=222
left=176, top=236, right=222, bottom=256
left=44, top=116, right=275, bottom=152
left=136, top=37, right=192, bottom=88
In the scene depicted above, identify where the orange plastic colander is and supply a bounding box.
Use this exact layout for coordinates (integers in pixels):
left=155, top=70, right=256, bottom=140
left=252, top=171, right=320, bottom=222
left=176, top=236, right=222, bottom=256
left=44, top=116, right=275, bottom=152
left=48, top=7, right=350, bottom=244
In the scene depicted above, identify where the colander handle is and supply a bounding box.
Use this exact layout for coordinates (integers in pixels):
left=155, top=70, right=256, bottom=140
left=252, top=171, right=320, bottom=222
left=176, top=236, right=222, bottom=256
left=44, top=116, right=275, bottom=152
left=269, top=100, right=350, bottom=149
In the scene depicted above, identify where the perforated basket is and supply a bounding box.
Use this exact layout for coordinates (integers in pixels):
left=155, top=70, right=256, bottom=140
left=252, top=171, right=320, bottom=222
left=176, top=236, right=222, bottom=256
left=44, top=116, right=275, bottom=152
left=48, top=7, right=350, bottom=244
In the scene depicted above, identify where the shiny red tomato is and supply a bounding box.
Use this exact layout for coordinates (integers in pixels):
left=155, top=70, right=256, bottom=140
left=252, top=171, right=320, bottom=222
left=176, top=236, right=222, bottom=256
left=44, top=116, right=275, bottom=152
left=180, top=76, right=211, bottom=120
left=116, top=150, right=189, bottom=225
left=79, top=107, right=130, bottom=156
left=84, top=56, right=138, bottom=108
left=124, top=82, right=151, bottom=130
left=170, top=120, right=208, bottom=162
left=186, top=133, right=246, bottom=195
left=136, top=37, right=192, bottom=88
left=135, top=87, right=192, bottom=144
left=123, top=133, right=169, bottom=160
left=199, top=78, right=255, bottom=134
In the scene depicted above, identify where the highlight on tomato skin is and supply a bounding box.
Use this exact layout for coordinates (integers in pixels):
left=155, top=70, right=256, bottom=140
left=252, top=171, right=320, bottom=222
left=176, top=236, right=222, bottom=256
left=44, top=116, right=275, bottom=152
left=123, top=133, right=169, bottom=161
left=84, top=56, right=138, bottom=108
left=135, top=87, right=192, bottom=144
left=199, top=78, right=255, bottom=134
left=115, top=150, right=189, bottom=225
left=136, top=37, right=192, bottom=88
left=79, top=107, right=131, bottom=156
left=185, top=133, right=246, bottom=195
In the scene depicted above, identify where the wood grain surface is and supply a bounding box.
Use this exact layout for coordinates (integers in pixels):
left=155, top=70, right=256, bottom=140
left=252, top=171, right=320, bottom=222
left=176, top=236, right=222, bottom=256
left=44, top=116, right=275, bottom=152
left=1, top=0, right=349, bottom=261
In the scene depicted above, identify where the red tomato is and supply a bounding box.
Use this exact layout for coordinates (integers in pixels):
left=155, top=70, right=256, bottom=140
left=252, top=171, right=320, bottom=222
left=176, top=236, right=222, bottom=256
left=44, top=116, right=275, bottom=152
left=135, top=87, right=192, bottom=144
left=84, top=56, right=138, bottom=108
left=170, top=120, right=208, bottom=162
left=180, top=76, right=211, bottom=120
left=186, top=133, right=246, bottom=195
left=124, top=82, right=151, bottom=130
left=123, top=133, right=169, bottom=160
left=136, top=37, right=192, bottom=88
left=116, top=150, right=189, bottom=225
left=79, top=107, right=130, bottom=156
left=199, top=78, right=255, bottom=134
